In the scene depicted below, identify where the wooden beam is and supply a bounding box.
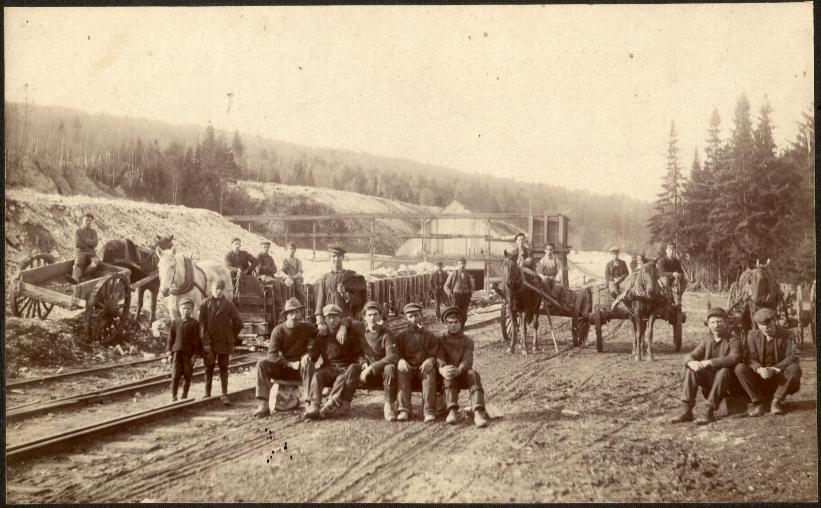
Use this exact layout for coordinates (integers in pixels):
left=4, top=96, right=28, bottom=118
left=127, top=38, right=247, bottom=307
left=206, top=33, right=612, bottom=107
left=286, top=233, right=374, bottom=239
left=225, top=212, right=555, bottom=222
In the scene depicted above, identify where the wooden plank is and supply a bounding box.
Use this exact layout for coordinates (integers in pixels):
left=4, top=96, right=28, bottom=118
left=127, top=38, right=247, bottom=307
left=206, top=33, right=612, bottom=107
left=226, top=212, right=561, bottom=222
left=106, top=440, right=160, bottom=452
left=286, top=233, right=373, bottom=239
left=129, top=272, right=159, bottom=290
left=17, top=281, right=84, bottom=308
left=20, top=260, right=74, bottom=284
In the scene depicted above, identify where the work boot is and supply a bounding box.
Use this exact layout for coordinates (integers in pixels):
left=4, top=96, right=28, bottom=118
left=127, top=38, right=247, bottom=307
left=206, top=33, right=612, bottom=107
left=423, top=413, right=437, bottom=423
left=303, top=401, right=321, bottom=420
left=670, top=405, right=694, bottom=424
left=220, top=395, right=232, bottom=406
left=252, top=399, right=270, bottom=418
left=384, top=402, right=397, bottom=422
left=319, top=398, right=340, bottom=419
left=770, top=398, right=785, bottom=415
left=474, top=407, right=490, bottom=428
left=171, top=395, right=178, bottom=402
left=695, top=407, right=715, bottom=426
left=747, top=403, right=765, bottom=417
left=397, top=410, right=410, bottom=422
left=446, top=408, right=460, bottom=425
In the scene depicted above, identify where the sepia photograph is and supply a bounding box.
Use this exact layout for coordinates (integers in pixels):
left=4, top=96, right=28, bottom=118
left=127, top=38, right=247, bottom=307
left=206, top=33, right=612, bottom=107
left=3, top=3, right=816, bottom=503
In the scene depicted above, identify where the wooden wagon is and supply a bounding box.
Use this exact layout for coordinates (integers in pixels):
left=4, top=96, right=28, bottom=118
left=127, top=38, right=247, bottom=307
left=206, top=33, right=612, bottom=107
left=11, top=254, right=134, bottom=344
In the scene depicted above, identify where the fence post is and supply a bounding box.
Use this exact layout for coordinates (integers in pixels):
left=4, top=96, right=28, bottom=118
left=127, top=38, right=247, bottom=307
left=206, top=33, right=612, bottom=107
left=312, top=222, right=317, bottom=261
left=370, top=218, right=375, bottom=272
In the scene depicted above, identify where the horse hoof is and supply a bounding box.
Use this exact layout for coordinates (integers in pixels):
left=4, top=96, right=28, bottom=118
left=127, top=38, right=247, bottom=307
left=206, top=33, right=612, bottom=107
left=633, top=355, right=639, bottom=361
left=508, top=348, right=515, bottom=355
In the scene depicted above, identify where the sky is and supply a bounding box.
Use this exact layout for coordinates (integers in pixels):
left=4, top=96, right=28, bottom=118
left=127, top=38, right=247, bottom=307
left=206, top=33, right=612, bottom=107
left=4, top=4, right=814, bottom=202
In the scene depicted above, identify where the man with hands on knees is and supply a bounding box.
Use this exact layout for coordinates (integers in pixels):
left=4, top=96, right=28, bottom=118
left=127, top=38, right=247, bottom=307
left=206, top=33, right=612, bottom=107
left=395, top=303, right=441, bottom=422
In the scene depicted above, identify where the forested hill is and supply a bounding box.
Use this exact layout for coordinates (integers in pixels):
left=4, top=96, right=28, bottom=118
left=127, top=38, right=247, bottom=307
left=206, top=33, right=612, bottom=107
left=4, top=102, right=650, bottom=252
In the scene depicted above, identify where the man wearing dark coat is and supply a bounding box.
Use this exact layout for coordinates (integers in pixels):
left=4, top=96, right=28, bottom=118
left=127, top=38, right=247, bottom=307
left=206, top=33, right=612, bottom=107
left=395, top=303, right=441, bottom=422
left=314, top=244, right=363, bottom=326
left=349, top=301, right=399, bottom=421
left=167, top=296, right=200, bottom=401
left=199, top=279, right=244, bottom=405
left=445, top=258, right=474, bottom=328
left=70, top=212, right=101, bottom=283
left=507, top=233, right=530, bottom=267
left=431, top=262, right=450, bottom=319
left=734, top=307, right=802, bottom=416
left=657, top=243, right=688, bottom=305
left=670, top=307, right=741, bottom=425
left=225, top=237, right=259, bottom=275
left=604, top=246, right=630, bottom=298
left=256, top=240, right=278, bottom=279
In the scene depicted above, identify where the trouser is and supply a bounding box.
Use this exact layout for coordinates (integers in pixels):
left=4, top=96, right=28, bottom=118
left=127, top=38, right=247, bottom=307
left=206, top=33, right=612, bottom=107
left=433, top=288, right=449, bottom=318
left=171, top=351, right=193, bottom=398
left=681, top=366, right=733, bottom=409
left=204, top=353, right=230, bottom=396
left=255, top=355, right=314, bottom=403
left=608, top=281, right=621, bottom=299
left=288, top=282, right=305, bottom=306
left=72, top=254, right=101, bottom=281
left=442, top=369, right=485, bottom=411
left=361, top=363, right=398, bottom=403
left=453, top=292, right=471, bottom=327
left=312, top=363, right=361, bottom=403
left=398, top=358, right=437, bottom=416
left=734, top=363, right=802, bottom=404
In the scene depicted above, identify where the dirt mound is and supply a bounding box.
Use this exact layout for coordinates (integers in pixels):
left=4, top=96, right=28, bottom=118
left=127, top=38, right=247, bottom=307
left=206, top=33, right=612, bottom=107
left=5, top=317, right=91, bottom=373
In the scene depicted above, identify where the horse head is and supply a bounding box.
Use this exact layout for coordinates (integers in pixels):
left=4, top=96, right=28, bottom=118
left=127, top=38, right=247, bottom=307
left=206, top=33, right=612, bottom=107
left=749, top=265, right=777, bottom=307
left=156, top=245, right=179, bottom=297
left=501, top=256, right=523, bottom=290
left=155, top=234, right=175, bottom=251
left=637, top=261, right=660, bottom=300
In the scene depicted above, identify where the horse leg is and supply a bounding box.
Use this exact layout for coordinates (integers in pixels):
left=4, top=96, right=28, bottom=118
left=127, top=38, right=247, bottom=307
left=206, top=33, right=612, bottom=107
left=630, top=305, right=640, bottom=361
left=520, top=313, right=528, bottom=356
left=150, top=288, right=158, bottom=322
left=532, top=312, right=540, bottom=353
left=136, top=287, right=145, bottom=323
left=645, top=312, right=655, bottom=361
left=509, top=307, right=518, bottom=355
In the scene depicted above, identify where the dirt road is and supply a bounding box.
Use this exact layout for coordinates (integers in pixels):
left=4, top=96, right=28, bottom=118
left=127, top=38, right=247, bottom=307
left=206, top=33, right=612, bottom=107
left=6, top=292, right=817, bottom=502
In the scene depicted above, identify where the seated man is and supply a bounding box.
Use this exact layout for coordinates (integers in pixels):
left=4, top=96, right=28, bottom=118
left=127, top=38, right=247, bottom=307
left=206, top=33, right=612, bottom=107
left=252, top=298, right=317, bottom=417
left=395, top=302, right=441, bottom=422
left=508, top=233, right=530, bottom=267
left=348, top=301, right=399, bottom=421
left=535, top=242, right=562, bottom=296
left=437, top=306, right=490, bottom=428
left=70, top=212, right=101, bottom=283
left=657, top=243, right=687, bottom=306
left=734, top=308, right=802, bottom=416
left=671, top=307, right=741, bottom=425
left=225, top=237, right=259, bottom=276
left=256, top=240, right=278, bottom=283
left=304, top=304, right=362, bottom=420
left=604, top=246, right=629, bottom=298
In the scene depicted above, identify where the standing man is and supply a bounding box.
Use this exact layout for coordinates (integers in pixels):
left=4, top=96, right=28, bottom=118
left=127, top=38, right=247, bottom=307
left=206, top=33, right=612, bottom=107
left=304, top=304, right=362, bottom=420
left=535, top=242, right=563, bottom=292
left=508, top=233, right=530, bottom=267
left=70, top=212, right=101, bottom=283
left=445, top=257, right=474, bottom=328
left=281, top=241, right=305, bottom=305
left=657, top=243, right=688, bottom=306
left=670, top=307, right=741, bottom=425
left=225, top=237, right=259, bottom=275
left=604, top=246, right=630, bottom=298
left=252, top=298, right=317, bottom=418
left=167, top=296, right=200, bottom=402
left=734, top=308, right=802, bottom=416
left=431, top=262, right=450, bottom=319
left=351, top=301, right=400, bottom=421
left=256, top=240, right=278, bottom=282
left=314, top=244, right=363, bottom=328
left=199, top=279, right=244, bottom=405
left=395, top=303, right=441, bottom=422
left=437, top=306, right=490, bottom=428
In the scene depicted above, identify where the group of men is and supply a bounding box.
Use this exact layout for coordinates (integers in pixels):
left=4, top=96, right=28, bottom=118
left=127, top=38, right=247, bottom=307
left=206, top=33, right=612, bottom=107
left=605, top=243, right=687, bottom=303
left=251, top=243, right=490, bottom=427
left=224, top=237, right=306, bottom=303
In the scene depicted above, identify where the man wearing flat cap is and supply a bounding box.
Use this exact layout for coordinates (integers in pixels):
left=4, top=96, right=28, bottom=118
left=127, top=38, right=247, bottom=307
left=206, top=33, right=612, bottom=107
left=395, top=302, right=441, bottom=422
left=304, top=304, right=363, bottom=420
left=445, top=258, right=474, bottom=328
left=347, top=301, right=400, bottom=421
left=734, top=307, right=802, bottom=416
left=256, top=240, right=278, bottom=282
left=70, top=212, right=101, bottom=284
left=604, top=246, right=629, bottom=298
left=671, top=307, right=741, bottom=425
left=314, top=244, right=364, bottom=329
left=167, top=296, right=200, bottom=401
left=252, top=298, right=318, bottom=417
left=437, top=306, right=490, bottom=428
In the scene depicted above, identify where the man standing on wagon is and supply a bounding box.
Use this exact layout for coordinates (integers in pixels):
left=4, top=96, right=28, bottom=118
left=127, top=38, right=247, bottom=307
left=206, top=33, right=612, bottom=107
left=199, top=279, right=244, bottom=405
left=445, top=257, right=474, bottom=328
left=314, top=244, right=363, bottom=329
left=604, top=246, right=629, bottom=298
left=70, top=212, right=101, bottom=284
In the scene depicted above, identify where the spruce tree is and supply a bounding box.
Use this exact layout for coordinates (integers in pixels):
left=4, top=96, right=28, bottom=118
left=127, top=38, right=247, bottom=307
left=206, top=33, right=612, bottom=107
left=648, top=121, right=685, bottom=250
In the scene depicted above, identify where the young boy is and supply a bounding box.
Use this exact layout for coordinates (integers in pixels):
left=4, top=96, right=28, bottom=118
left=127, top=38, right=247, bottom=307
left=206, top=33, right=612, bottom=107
left=167, top=297, right=200, bottom=401
left=71, top=212, right=101, bottom=283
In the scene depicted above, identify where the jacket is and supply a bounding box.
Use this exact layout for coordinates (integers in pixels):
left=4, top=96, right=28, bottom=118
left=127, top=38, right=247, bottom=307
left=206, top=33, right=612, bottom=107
left=684, top=331, right=741, bottom=370
left=743, top=327, right=798, bottom=371
left=605, top=259, right=629, bottom=284
left=445, top=269, right=474, bottom=295
left=266, top=321, right=317, bottom=366
left=314, top=269, right=363, bottom=318
left=437, top=332, right=475, bottom=375
left=225, top=249, right=259, bottom=273
left=350, top=321, right=398, bottom=370
left=167, top=317, right=201, bottom=354
left=75, top=227, right=99, bottom=256
left=508, top=246, right=530, bottom=267
left=257, top=252, right=278, bottom=276
left=198, top=296, right=243, bottom=355
left=310, top=325, right=361, bottom=369
left=657, top=256, right=684, bottom=277
left=395, top=324, right=440, bottom=368
left=432, top=270, right=449, bottom=290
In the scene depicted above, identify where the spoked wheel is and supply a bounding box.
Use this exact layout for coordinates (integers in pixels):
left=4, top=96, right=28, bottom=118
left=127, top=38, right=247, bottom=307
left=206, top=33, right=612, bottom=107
left=501, top=302, right=513, bottom=343
left=592, top=310, right=604, bottom=353
left=570, top=316, right=580, bottom=347
left=87, top=273, right=132, bottom=344
left=576, top=316, right=590, bottom=346
left=12, top=254, right=56, bottom=319
left=672, top=306, right=683, bottom=352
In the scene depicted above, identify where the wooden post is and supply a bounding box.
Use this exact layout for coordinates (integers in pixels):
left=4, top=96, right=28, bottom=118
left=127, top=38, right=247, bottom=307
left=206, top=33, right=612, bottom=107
left=312, top=222, right=317, bottom=261
left=370, top=218, right=375, bottom=272
left=485, top=218, right=491, bottom=292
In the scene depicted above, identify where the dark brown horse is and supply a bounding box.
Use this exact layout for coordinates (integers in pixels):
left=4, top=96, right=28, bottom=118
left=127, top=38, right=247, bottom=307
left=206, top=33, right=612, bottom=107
left=728, top=261, right=784, bottom=335
left=614, top=260, right=665, bottom=361
left=101, top=238, right=160, bottom=322
left=500, top=256, right=542, bottom=355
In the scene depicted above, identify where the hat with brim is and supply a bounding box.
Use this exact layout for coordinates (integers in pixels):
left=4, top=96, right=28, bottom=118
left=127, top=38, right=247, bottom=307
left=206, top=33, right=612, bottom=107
left=280, top=297, right=304, bottom=316
left=328, top=243, right=347, bottom=256
left=363, top=300, right=382, bottom=314
left=322, top=304, right=344, bottom=317
left=441, top=305, right=461, bottom=323
left=403, top=302, right=423, bottom=314
left=178, top=296, right=194, bottom=308
left=82, top=212, right=94, bottom=220
left=260, top=240, right=271, bottom=246
left=753, top=307, right=776, bottom=324
left=706, top=307, right=727, bottom=320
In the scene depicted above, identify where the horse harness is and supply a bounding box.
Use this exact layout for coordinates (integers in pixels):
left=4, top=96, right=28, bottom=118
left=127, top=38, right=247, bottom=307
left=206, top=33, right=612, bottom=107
left=169, top=256, right=208, bottom=298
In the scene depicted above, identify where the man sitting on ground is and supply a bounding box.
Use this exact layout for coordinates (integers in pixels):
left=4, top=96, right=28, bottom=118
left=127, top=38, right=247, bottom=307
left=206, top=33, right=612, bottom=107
left=395, top=302, right=441, bottom=422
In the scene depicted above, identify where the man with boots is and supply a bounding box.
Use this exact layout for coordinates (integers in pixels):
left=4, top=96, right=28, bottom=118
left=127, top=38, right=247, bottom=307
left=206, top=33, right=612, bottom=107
left=431, top=262, right=450, bottom=319
left=167, top=297, right=200, bottom=401
left=315, top=244, right=363, bottom=327
left=734, top=307, right=802, bottom=416
left=395, top=303, right=441, bottom=422
left=70, top=212, right=101, bottom=284
left=304, top=304, right=362, bottom=420
left=252, top=298, right=317, bottom=417
left=604, top=246, right=629, bottom=298
left=445, top=258, right=474, bottom=328
left=437, top=306, right=490, bottom=428
left=671, top=307, right=741, bottom=425
left=349, top=301, right=400, bottom=421
left=199, top=279, right=244, bottom=405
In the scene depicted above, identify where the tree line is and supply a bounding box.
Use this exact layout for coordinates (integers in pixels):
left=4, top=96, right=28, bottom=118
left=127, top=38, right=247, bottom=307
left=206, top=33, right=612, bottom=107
left=648, top=95, right=814, bottom=287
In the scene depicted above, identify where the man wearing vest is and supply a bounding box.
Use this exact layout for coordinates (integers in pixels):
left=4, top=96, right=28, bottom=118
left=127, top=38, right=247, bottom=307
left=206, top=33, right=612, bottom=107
left=431, top=262, right=450, bottom=319
left=734, top=308, right=802, bottom=416
left=604, top=246, right=629, bottom=298
left=445, top=258, right=474, bottom=328
left=535, top=242, right=563, bottom=293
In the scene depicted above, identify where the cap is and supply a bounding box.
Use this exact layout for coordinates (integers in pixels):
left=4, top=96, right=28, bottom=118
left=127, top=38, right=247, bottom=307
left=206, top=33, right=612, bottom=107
left=403, top=302, right=423, bottom=314
left=441, top=305, right=461, bottom=323
left=436, top=261, right=443, bottom=267
left=178, top=296, right=194, bottom=308
left=231, top=237, right=241, bottom=243
left=82, top=212, right=94, bottom=220
left=514, top=232, right=525, bottom=241
left=260, top=240, right=271, bottom=246
left=213, top=279, right=226, bottom=289
left=458, top=257, right=467, bottom=264
left=281, top=297, right=304, bottom=314
left=322, top=304, right=344, bottom=317
left=753, top=307, right=776, bottom=324
left=328, top=243, right=347, bottom=256
left=608, top=245, right=619, bottom=253
left=363, top=300, right=382, bottom=314
left=706, top=307, right=727, bottom=320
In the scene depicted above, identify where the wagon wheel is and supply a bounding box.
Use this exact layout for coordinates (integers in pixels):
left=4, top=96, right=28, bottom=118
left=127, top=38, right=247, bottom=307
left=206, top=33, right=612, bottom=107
left=12, top=253, right=57, bottom=319
left=500, top=302, right=513, bottom=343
left=672, top=307, right=683, bottom=352
left=87, top=273, right=132, bottom=345
left=592, top=310, right=603, bottom=353
left=576, top=315, right=590, bottom=346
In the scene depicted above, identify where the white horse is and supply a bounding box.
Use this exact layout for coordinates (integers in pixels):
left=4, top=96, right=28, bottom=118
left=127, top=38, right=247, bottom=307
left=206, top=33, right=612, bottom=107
left=156, top=245, right=234, bottom=320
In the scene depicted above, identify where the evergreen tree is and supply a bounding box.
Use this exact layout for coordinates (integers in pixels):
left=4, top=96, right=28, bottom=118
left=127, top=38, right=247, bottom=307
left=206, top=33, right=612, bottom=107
left=648, top=121, right=685, bottom=249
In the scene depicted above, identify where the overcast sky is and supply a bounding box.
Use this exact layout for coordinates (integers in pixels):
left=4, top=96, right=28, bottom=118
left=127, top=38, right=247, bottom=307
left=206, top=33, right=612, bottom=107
left=4, top=4, right=814, bottom=201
